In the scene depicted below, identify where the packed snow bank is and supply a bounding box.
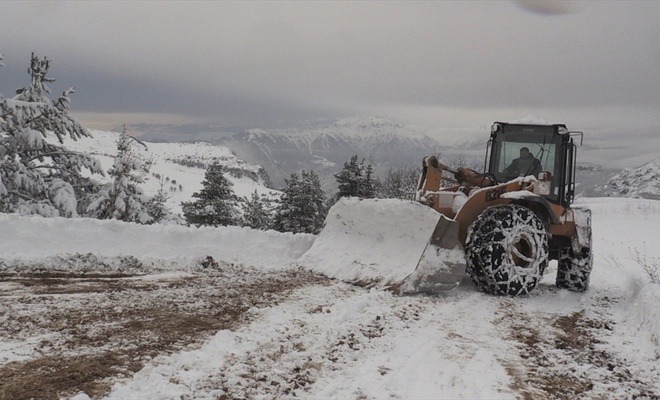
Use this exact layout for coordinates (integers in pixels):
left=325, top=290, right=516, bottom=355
left=0, top=214, right=314, bottom=269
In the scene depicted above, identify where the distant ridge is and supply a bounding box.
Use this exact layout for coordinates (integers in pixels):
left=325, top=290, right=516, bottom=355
left=216, top=117, right=443, bottom=189
left=601, top=159, right=660, bottom=200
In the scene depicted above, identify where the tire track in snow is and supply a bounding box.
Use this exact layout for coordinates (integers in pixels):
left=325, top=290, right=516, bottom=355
left=83, top=268, right=659, bottom=400
left=106, top=283, right=520, bottom=399
left=493, top=284, right=659, bottom=400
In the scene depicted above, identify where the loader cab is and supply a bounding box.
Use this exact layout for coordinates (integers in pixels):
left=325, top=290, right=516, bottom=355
left=486, top=122, right=578, bottom=207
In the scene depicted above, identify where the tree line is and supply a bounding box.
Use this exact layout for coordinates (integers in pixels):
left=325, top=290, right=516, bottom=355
left=181, top=154, right=421, bottom=234
left=0, top=53, right=426, bottom=234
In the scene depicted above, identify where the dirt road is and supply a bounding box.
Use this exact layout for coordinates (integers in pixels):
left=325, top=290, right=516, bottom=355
left=0, top=257, right=328, bottom=400
left=1, top=256, right=658, bottom=399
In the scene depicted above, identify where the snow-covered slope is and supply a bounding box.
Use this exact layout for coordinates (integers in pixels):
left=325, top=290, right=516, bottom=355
left=573, top=164, right=619, bottom=199
left=60, top=130, right=280, bottom=215
left=599, top=158, right=660, bottom=200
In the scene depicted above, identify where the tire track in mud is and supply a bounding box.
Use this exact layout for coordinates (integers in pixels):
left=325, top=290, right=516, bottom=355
left=494, top=291, right=659, bottom=400
left=0, top=257, right=330, bottom=400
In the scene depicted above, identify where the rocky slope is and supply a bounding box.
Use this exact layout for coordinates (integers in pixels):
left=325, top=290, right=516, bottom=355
left=582, top=159, right=660, bottom=200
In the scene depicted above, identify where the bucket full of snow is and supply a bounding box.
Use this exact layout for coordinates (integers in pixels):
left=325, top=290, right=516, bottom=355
left=298, top=197, right=466, bottom=294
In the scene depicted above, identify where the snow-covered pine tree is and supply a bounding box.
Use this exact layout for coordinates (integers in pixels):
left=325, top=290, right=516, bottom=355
left=0, top=53, right=104, bottom=217
left=334, top=155, right=376, bottom=200
left=377, top=165, right=420, bottom=200
left=181, top=162, right=239, bottom=227
left=145, top=178, right=183, bottom=225
left=145, top=186, right=169, bottom=223
left=85, top=127, right=154, bottom=223
left=273, top=173, right=301, bottom=233
left=273, top=170, right=326, bottom=234
left=240, top=189, right=273, bottom=230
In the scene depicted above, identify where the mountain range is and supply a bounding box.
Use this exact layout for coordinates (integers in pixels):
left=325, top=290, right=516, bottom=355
left=214, top=117, right=444, bottom=190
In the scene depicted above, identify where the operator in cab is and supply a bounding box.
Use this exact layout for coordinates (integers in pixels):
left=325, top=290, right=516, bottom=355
left=504, top=147, right=542, bottom=179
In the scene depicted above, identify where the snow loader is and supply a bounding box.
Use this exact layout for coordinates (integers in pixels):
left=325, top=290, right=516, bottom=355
left=300, top=122, right=593, bottom=296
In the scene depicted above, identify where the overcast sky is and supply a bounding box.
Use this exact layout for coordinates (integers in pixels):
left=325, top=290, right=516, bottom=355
left=1, top=1, right=659, bottom=167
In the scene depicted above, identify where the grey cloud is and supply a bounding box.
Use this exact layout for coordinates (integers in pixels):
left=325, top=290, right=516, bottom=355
left=1, top=1, right=659, bottom=165
left=513, top=1, right=582, bottom=16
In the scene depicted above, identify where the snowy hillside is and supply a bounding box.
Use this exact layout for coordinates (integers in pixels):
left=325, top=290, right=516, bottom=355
left=599, top=158, right=660, bottom=200
left=59, top=130, right=279, bottom=215
left=1, top=197, right=659, bottom=399
left=216, top=117, right=443, bottom=189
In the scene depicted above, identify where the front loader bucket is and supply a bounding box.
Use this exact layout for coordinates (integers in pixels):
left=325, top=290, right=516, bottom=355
left=298, top=197, right=466, bottom=294
left=400, top=214, right=466, bottom=294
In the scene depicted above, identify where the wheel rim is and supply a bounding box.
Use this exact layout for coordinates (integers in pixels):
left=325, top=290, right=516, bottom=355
left=466, top=204, right=549, bottom=296
left=509, top=232, right=536, bottom=268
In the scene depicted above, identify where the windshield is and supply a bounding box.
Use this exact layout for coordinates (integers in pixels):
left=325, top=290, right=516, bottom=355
left=497, top=142, right=557, bottom=179
left=489, top=124, right=564, bottom=202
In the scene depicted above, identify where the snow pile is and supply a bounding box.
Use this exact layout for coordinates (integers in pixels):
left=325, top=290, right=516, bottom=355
left=622, top=278, right=660, bottom=357
left=583, top=197, right=660, bottom=357
left=298, top=197, right=441, bottom=289
left=0, top=213, right=313, bottom=269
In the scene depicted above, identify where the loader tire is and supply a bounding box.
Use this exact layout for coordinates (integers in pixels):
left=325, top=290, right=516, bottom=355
left=465, top=204, right=549, bottom=296
left=556, top=244, right=593, bottom=292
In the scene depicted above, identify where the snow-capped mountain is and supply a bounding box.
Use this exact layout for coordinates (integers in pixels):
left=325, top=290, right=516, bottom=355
left=599, top=159, right=660, bottom=200
left=215, top=117, right=443, bottom=190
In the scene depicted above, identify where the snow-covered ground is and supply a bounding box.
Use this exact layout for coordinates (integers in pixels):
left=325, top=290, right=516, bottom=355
left=1, top=197, right=659, bottom=399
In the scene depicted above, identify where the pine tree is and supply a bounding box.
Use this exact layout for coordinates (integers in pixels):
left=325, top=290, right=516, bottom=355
left=181, top=162, right=239, bottom=227
left=86, top=127, right=154, bottom=223
left=334, top=155, right=376, bottom=200
left=0, top=53, right=104, bottom=217
left=241, top=190, right=273, bottom=230
left=145, top=178, right=182, bottom=225
left=301, top=170, right=327, bottom=233
left=145, top=187, right=169, bottom=223
left=273, top=170, right=327, bottom=234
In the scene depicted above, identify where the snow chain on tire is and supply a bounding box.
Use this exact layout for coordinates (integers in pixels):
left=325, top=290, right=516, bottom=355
left=465, top=204, right=549, bottom=296
left=556, top=241, right=593, bottom=292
